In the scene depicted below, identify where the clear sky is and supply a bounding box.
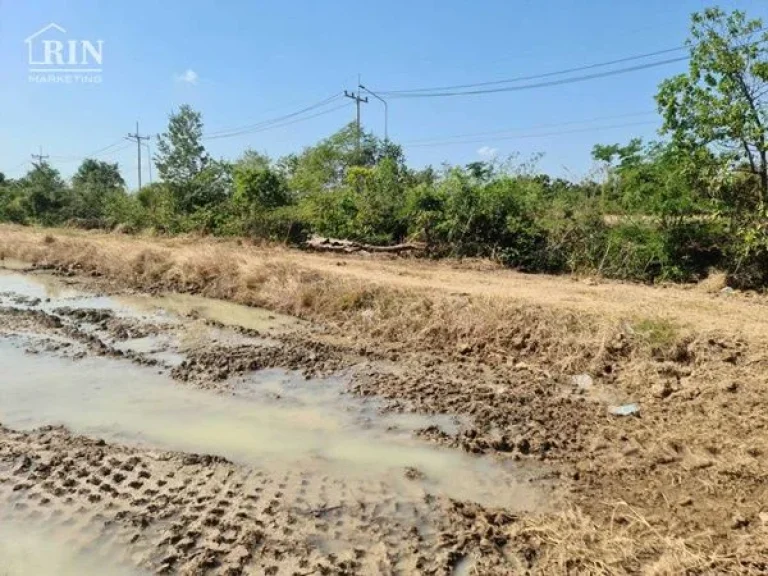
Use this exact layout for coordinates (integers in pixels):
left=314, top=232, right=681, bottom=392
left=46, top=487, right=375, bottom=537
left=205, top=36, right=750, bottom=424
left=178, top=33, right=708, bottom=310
left=1, top=0, right=767, bottom=189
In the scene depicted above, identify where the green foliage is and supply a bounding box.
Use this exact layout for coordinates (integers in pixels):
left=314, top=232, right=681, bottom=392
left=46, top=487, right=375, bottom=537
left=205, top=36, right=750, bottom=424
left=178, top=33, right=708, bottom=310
left=70, top=159, right=126, bottom=222
left=154, top=105, right=230, bottom=212
left=233, top=164, right=290, bottom=210
left=3, top=7, right=768, bottom=291
left=656, top=7, right=768, bottom=202
left=0, top=180, right=29, bottom=224
left=20, top=163, right=70, bottom=225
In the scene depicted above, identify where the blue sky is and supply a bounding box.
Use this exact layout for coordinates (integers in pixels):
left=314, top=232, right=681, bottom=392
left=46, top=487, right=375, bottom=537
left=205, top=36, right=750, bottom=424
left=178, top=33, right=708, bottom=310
left=1, top=0, right=766, bottom=189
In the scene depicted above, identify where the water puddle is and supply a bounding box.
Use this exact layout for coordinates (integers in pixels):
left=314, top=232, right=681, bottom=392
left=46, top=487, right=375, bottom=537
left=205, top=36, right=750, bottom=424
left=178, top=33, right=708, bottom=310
left=0, top=269, right=298, bottom=337
left=0, top=258, right=34, bottom=272
left=0, top=269, right=546, bottom=511
left=0, top=339, right=540, bottom=509
left=0, top=516, right=140, bottom=576
left=118, top=292, right=300, bottom=335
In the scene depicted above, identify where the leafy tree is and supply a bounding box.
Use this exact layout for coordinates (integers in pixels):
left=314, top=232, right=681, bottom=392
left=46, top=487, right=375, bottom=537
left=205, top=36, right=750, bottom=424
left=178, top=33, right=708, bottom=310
left=155, top=105, right=209, bottom=183
left=136, top=182, right=176, bottom=230
left=287, top=123, right=402, bottom=195
left=72, top=159, right=124, bottom=191
left=19, top=162, right=70, bottom=225
left=236, top=150, right=271, bottom=172
left=70, top=159, right=125, bottom=220
left=593, top=139, right=713, bottom=220
left=233, top=165, right=289, bottom=210
left=348, top=157, right=407, bottom=242
left=155, top=105, right=218, bottom=211
left=0, top=175, right=28, bottom=223
left=656, top=8, right=768, bottom=203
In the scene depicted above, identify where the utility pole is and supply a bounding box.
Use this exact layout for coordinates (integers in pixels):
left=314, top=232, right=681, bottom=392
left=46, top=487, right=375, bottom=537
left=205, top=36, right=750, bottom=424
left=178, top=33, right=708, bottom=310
left=344, top=80, right=368, bottom=159
left=143, top=141, right=153, bottom=185
left=359, top=84, right=388, bottom=142
left=126, top=122, right=150, bottom=190
left=31, top=146, right=49, bottom=166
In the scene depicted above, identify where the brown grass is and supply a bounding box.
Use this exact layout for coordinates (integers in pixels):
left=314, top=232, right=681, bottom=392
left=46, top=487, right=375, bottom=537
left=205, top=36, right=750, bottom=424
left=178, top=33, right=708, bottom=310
left=0, top=225, right=713, bottom=372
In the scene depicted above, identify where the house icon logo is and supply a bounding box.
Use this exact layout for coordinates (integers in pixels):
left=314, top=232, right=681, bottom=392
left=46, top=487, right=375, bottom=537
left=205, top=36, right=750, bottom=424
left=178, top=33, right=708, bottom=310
left=25, top=23, right=104, bottom=84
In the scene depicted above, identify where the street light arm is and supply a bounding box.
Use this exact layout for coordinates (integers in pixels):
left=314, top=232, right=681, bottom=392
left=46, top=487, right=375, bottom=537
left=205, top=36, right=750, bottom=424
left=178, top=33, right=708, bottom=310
left=359, top=84, right=389, bottom=141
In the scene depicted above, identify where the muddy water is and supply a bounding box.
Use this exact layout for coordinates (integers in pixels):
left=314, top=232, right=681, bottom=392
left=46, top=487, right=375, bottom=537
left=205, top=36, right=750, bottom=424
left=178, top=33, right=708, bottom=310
left=0, top=518, right=141, bottom=576
left=0, top=269, right=544, bottom=511
left=119, top=292, right=300, bottom=335
left=0, top=340, right=537, bottom=508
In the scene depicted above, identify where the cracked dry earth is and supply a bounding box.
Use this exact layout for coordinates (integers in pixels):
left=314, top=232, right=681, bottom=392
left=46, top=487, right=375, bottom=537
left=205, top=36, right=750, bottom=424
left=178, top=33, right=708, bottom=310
left=0, top=267, right=553, bottom=575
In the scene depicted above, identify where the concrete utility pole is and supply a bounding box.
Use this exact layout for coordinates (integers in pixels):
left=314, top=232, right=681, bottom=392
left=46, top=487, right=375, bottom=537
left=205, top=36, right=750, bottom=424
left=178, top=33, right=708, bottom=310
left=344, top=80, right=368, bottom=158
left=126, top=122, right=150, bottom=190
left=143, top=141, right=153, bottom=185
left=31, top=146, right=49, bottom=166
left=359, top=84, right=388, bottom=142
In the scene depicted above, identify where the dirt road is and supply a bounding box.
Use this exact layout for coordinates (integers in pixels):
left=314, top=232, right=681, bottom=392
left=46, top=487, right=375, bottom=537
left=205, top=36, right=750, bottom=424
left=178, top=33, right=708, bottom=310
left=1, top=225, right=767, bottom=574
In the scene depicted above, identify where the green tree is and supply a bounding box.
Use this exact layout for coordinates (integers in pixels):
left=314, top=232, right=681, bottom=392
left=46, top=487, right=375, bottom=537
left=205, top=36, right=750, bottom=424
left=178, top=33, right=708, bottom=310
left=287, top=123, right=401, bottom=195
left=70, top=159, right=125, bottom=220
left=0, top=175, right=28, bottom=223
left=19, top=162, right=70, bottom=225
left=656, top=8, right=768, bottom=204
left=155, top=104, right=221, bottom=211
left=233, top=165, right=289, bottom=210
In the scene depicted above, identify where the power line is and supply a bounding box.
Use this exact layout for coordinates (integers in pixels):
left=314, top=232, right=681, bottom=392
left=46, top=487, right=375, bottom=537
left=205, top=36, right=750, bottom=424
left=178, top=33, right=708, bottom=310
left=404, top=120, right=659, bottom=148
left=203, top=101, right=352, bottom=141
left=84, top=139, right=128, bottom=158
left=203, top=92, right=343, bottom=140
left=9, top=160, right=30, bottom=171
left=402, top=110, right=658, bottom=145
left=49, top=142, right=133, bottom=163
left=381, top=56, right=689, bottom=99
left=376, top=27, right=768, bottom=99
left=381, top=46, right=688, bottom=95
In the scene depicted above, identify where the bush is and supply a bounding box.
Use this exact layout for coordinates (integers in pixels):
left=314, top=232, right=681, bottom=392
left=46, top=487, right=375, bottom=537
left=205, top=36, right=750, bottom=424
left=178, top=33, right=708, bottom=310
left=726, top=216, right=768, bottom=289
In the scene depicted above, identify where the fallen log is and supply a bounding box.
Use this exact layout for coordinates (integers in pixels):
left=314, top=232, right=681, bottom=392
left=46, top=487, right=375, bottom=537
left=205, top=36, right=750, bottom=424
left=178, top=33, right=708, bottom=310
left=305, top=235, right=425, bottom=254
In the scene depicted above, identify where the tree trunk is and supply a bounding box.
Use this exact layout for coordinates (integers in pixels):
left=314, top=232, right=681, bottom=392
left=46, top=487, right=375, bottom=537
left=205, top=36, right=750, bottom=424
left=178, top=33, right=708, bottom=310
left=760, top=150, right=768, bottom=208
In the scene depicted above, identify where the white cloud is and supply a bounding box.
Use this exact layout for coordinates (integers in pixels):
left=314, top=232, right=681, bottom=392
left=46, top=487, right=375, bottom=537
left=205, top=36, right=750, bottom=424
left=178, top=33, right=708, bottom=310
left=477, top=145, right=498, bottom=158
left=175, top=69, right=199, bottom=85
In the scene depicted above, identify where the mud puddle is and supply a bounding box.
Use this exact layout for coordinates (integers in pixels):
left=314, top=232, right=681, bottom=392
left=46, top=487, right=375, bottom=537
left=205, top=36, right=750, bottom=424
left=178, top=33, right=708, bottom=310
left=0, top=267, right=298, bottom=336
left=0, top=269, right=547, bottom=512
left=0, top=515, right=141, bottom=576
left=0, top=338, right=542, bottom=510
left=119, top=292, right=300, bottom=335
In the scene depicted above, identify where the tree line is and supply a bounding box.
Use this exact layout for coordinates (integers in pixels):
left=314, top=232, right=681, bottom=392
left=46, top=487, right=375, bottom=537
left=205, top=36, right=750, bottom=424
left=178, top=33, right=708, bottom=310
left=2, top=7, right=767, bottom=287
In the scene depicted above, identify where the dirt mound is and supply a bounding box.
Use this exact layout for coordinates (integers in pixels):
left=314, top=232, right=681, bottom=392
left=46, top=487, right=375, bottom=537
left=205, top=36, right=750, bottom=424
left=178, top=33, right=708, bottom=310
left=172, top=338, right=347, bottom=384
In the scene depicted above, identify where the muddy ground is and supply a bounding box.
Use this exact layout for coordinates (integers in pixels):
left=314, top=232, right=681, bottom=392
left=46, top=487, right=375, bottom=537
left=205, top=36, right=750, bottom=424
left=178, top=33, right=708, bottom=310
left=1, top=227, right=768, bottom=574
left=0, top=267, right=553, bottom=575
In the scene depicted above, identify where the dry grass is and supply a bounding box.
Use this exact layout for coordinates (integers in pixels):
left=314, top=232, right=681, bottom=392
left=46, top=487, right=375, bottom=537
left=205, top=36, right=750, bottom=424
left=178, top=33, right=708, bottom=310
left=0, top=225, right=717, bottom=372
left=696, top=269, right=729, bottom=294
left=509, top=504, right=756, bottom=575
